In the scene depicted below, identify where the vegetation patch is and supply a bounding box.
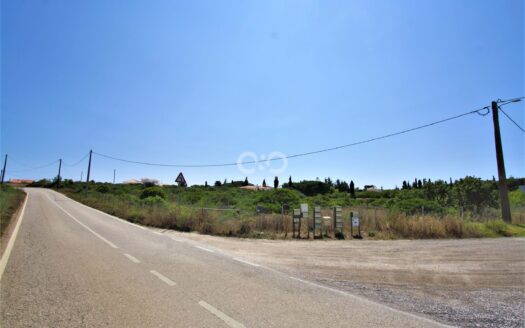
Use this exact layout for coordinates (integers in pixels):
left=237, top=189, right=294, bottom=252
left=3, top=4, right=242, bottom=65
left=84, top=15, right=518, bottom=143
left=0, top=185, right=26, bottom=236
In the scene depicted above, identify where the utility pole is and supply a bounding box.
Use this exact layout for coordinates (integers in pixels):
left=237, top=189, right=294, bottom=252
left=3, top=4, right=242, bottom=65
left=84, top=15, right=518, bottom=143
left=80, top=171, right=83, bottom=182
left=113, top=169, right=116, bottom=184
left=491, top=101, right=512, bottom=223
left=57, top=159, right=62, bottom=189
left=86, top=150, right=92, bottom=183
left=1, top=154, right=7, bottom=184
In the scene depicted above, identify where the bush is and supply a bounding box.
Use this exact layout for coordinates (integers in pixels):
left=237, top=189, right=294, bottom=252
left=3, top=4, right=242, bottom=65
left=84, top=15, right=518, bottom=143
left=140, top=187, right=166, bottom=200
left=96, top=185, right=110, bottom=193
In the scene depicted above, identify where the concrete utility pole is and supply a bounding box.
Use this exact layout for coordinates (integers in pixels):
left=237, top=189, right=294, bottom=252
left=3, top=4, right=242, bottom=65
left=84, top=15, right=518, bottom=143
left=491, top=101, right=512, bottom=223
left=1, top=154, right=7, bottom=184
left=57, top=159, right=62, bottom=189
left=113, top=169, right=116, bottom=184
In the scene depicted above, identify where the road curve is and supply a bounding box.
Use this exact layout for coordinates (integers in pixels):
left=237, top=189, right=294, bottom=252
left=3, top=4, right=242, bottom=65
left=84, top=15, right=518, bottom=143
left=0, top=188, right=450, bottom=327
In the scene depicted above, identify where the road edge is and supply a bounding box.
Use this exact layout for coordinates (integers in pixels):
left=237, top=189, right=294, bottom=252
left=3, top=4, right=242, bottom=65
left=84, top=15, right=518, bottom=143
left=0, top=190, right=29, bottom=281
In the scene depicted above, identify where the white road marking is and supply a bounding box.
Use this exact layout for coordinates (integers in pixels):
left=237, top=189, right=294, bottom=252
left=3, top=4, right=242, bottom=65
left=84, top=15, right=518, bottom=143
left=152, top=231, right=163, bottom=236
left=150, top=270, right=176, bottom=286
left=233, top=258, right=260, bottom=267
left=198, top=300, right=246, bottom=328
left=196, top=246, right=215, bottom=253
left=0, top=193, right=29, bottom=281
left=46, top=195, right=118, bottom=249
left=124, top=253, right=140, bottom=263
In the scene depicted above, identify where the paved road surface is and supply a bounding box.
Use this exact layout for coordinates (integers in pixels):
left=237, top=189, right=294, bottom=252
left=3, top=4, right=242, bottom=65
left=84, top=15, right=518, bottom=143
left=0, top=188, right=449, bottom=327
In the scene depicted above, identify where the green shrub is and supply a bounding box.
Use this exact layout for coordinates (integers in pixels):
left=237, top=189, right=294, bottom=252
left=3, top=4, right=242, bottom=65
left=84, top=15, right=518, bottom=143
left=140, top=187, right=166, bottom=200
left=96, top=185, right=110, bottom=193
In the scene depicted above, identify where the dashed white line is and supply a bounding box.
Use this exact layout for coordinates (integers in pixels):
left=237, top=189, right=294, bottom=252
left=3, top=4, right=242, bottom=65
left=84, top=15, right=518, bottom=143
left=150, top=270, right=176, bottom=286
left=196, top=246, right=215, bottom=253
left=124, top=253, right=140, bottom=263
left=46, top=195, right=118, bottom=249
left=0, top=193, right=29, bottom=281
left=198, top=300, right=246, bottom=328
left=233, top=258, right=260, bottom=267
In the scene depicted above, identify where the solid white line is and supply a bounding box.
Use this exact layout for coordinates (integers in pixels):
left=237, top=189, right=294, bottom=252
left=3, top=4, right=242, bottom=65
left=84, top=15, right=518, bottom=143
left=198, top=300, right=246, bottom=328
left=233, top=258, right=260, bottom=267
left=0, top=193, right=29, bottom=281
left=48, top=189, right=150, bottom=232
left=124, top=253, right=140, bottom=263
left=196, top=246, right=215, bottom=253
left=46, top=195, right=118, bottom=249
left=150, top=270, right=176, bottom=286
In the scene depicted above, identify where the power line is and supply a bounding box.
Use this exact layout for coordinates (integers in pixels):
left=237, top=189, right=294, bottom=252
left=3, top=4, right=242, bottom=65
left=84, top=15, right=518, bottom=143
left=497, top=97, right=524, bottom=107
left=93, top=103, right=497, bottom=168
left=8, top=159, right=59, bottom=173
left=499, top=107, right=525, bottom=133
left=63, top=152, right=90, bottom=167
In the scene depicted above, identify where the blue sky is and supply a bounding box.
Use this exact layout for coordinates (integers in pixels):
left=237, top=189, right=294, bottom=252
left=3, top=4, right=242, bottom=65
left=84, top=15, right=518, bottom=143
left=1, top=0, right=523, bottom=188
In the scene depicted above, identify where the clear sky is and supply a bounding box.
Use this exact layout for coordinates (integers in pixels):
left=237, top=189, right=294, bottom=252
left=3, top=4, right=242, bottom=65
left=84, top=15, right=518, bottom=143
left=1, top=0, right=524, bottom=188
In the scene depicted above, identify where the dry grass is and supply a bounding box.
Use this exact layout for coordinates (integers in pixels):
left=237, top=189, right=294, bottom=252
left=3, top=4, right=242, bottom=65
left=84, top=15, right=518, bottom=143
left=64, top=190, right=525, bottom=240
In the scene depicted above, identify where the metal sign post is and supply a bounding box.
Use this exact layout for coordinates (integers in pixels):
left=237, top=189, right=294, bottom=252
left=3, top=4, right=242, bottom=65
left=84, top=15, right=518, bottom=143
left=293, top=209, right=301, bottom=239
left=314, top=206, right=322, bottom=238
left=350, top=211, right=362, bottom=239
left=300, top=204, right=308, bottom=239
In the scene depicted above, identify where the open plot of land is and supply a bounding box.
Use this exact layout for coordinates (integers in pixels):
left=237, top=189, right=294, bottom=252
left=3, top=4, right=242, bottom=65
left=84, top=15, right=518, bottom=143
left=163, top=231, right=525, bottom=327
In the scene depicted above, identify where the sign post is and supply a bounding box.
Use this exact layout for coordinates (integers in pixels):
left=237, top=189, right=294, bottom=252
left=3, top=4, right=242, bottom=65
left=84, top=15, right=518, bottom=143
left=350, top=211, right=362, bottom=239
left=293, top=209, right=301, bottom=239
left=300, top=204, right=308, bottom=239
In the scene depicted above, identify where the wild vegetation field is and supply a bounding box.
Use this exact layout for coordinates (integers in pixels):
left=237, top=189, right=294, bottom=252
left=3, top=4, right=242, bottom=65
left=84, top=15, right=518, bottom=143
left=0, top=185, right=26, bottom=236
left=29, top=176, right=525, bottom=239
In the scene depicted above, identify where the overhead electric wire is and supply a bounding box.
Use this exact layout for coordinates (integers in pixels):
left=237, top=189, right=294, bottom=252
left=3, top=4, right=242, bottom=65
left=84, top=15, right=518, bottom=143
left=93, top=103, right=498, bottom=168
left=497, top=97, right=524, bottom=107
left=8, top=159, right=59, bottom=173
left=499, top=107, right=525, bottom=133
left=63, top=152, right=90, bottom=167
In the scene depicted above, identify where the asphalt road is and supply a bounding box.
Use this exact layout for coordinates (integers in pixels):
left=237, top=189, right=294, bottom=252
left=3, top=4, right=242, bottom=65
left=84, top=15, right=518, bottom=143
left=0, top=188, right=449, bottom=327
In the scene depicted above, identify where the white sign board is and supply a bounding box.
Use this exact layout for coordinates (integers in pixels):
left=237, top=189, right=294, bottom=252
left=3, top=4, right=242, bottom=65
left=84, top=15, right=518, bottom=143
left=300, top=203, right=308, bottom=216
left=352, top=217, right=360, bottom=227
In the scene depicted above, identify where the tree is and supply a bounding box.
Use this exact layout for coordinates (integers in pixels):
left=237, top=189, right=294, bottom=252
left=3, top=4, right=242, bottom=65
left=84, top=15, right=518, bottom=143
left=274, top=176, right=279, bottom=189
left=288, top=176, right=293, bottom=188
left=243, top=177, right=249, bottom=186
left=223, top=178, right=227, bottom=185
left=402, top=181, right=408, bottom=190
left=262, top=179, right=267, bottom=187
left=349, top=180, right=355, bottom=197
left=214, top=180, right=222, bottom=187
left=204, top=181, right=208, bottom=188
left=417, top=179, right=422, bottom=189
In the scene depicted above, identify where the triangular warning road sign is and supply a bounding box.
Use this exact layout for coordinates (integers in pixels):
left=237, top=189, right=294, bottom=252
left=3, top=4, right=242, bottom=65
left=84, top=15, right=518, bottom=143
left=175, top=172, right=186, bottom=185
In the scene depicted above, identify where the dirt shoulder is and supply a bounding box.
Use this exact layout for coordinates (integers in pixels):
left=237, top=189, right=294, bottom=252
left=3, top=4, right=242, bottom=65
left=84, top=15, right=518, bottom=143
left=165, top=231, right=525, bottom=327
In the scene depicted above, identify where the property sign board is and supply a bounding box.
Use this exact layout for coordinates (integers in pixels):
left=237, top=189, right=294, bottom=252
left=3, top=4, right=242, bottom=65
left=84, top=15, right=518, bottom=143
left=314, top=206, right=322, bottom=229
left=333, top=206, right=343, bottom=230
left=300, top=203, right=308, bottom=217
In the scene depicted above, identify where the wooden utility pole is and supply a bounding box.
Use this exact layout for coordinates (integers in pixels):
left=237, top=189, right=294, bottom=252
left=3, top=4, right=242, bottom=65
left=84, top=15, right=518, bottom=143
left=86, top=150, right=92, bottom=183
left=1, top=154, right=7, bottom=184
left=491, top=101, right=512, bottom=223
left=57, top=159, right=62, bottom=188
